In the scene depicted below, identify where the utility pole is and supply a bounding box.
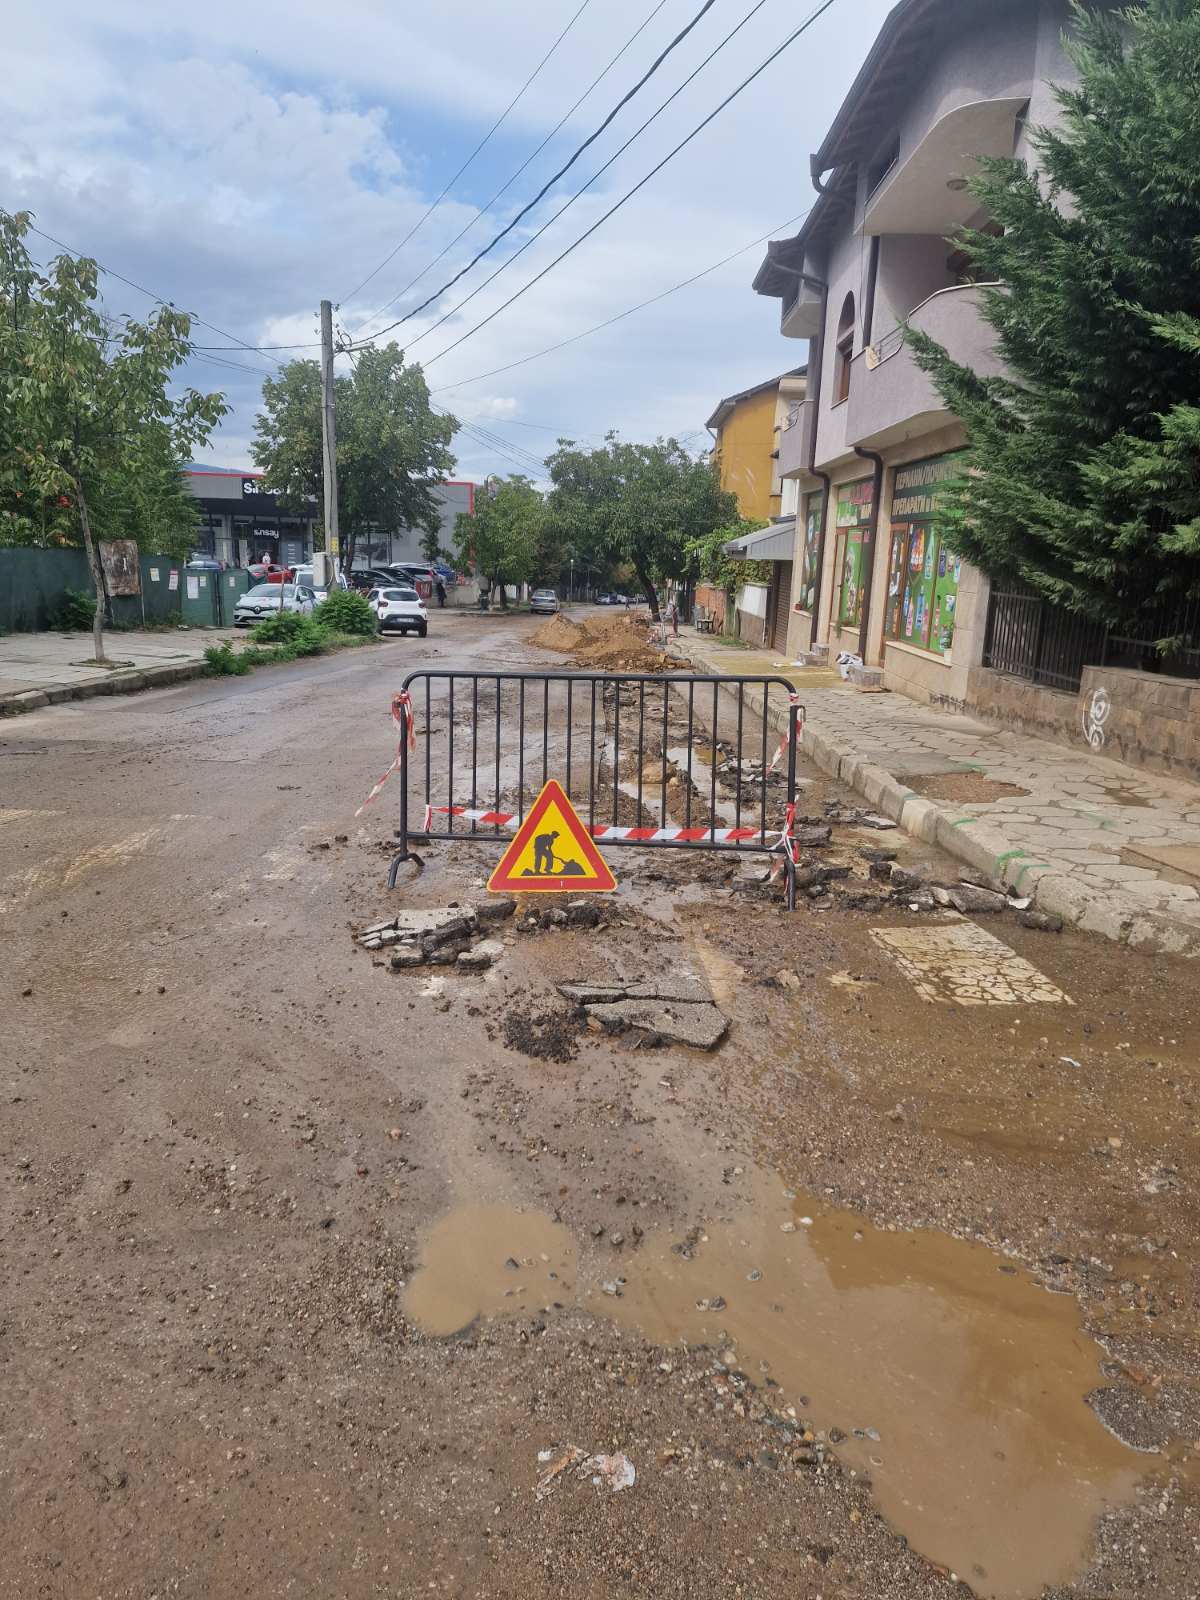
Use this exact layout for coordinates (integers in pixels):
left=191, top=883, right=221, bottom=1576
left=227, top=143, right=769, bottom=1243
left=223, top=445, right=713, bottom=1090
left=319, top=299, right=340, bottom=581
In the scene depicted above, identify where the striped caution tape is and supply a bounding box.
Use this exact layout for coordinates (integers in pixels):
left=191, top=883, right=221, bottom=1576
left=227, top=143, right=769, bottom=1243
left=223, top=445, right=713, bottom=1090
left=422, top=803, right=790, bottom=847
left=769, top=693, right=806, bottom=773
left=355, top=692, right=417, bottom=817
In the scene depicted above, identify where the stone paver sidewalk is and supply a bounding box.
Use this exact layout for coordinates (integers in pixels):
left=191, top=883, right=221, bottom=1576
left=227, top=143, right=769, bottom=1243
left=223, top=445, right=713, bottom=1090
left=0, top=627, right=237, bottom=712
left=677, top=628, right=1200, bottom=957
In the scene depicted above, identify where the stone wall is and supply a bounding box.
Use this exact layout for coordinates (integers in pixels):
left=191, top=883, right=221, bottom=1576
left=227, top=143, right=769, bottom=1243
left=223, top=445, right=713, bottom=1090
left=967, top=664, right=1200, bottom=782
left=1078, top=666, right=1200, bottom=781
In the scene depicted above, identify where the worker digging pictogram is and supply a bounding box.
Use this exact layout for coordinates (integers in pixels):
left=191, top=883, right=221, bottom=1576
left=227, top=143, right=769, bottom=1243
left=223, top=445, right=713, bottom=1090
left=488, top=780, right=617, bottom=893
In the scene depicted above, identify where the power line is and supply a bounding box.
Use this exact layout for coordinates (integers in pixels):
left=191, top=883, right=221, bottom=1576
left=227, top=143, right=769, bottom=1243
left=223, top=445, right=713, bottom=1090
left=421, top=0, right=840, bottom=370
left=351, top=0, right=673, bottom=338
left=391, top=0, right=778, bottom=360
left=431, top=206, right=811, bottom=394
left=351, top=0, right=726, bottom=346
left=339, top=0, right=595, bottom=306
left=22, top=221, right=283, bottom=377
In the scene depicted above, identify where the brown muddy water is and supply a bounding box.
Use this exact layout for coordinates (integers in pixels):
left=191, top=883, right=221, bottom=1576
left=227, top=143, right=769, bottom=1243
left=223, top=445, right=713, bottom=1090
left=404, top=1181, right=1141, bottom=1600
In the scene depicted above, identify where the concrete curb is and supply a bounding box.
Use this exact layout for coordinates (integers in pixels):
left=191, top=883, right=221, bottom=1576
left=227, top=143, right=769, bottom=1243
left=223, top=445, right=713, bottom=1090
left=0, top=660, right=209, bottom=717
left=681, top=647, right=1200, bottom=960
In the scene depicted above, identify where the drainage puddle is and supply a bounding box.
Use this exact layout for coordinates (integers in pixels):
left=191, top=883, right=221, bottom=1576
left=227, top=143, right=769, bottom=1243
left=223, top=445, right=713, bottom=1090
left=403, top=1204, right=576, bottom=1337
left=405, top=1186, right=1140, bottom=1597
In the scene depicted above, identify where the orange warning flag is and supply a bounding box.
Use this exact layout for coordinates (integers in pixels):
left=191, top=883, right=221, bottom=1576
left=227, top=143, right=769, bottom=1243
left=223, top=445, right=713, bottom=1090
left=488, top=779, right=617, bottom=894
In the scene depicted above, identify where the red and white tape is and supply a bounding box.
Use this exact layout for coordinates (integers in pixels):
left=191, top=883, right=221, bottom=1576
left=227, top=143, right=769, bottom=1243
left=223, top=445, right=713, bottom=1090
left=355, top=692, right=416, bottom=816
left=421, top=803, right=794, bottom=849
left=769, top=693, right=805, bottom=774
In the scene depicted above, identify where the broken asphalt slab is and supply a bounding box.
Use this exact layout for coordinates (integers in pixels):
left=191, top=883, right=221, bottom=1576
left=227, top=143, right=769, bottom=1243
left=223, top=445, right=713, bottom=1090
left=557, top=976, right=729, bottom=1051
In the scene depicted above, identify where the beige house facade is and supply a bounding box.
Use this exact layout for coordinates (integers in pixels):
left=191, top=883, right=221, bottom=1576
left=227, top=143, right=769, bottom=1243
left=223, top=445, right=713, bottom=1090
left=751, top=0, right=1076, bottom=703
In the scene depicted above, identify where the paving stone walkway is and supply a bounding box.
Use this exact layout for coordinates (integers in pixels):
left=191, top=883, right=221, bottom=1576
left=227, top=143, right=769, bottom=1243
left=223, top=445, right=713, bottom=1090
left=677, top=629, right=1200, bottom=953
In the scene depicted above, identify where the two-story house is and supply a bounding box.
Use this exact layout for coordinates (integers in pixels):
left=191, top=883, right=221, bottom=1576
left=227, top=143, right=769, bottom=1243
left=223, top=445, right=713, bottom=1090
left=704, top=367, right=807, bottom=646
left=753, top=0, right=1075, bottom=702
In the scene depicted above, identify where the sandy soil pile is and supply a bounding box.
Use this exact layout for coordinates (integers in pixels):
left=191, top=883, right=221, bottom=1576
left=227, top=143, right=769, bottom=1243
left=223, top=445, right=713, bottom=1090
left=530, top=610, right=675, bottom=672
left=528, top=614, right=584, bottom=652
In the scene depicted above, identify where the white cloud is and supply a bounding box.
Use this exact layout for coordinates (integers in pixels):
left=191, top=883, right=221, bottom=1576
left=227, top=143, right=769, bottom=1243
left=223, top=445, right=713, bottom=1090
left=1, top=0, right=898, bottom=474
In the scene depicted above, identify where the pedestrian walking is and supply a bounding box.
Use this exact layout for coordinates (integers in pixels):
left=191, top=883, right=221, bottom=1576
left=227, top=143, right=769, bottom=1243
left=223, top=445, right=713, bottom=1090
left=435, top=578, right=446, bottom=608
left=669, top=601, right=680, bottom=636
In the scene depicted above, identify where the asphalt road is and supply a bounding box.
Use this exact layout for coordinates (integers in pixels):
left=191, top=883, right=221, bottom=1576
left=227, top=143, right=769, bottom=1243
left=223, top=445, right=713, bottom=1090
left=2, top=609, right=1198, bottom=1600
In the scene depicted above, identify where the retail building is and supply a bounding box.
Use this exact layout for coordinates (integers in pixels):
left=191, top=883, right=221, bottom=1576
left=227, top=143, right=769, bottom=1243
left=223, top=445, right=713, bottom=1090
left=750, top=0, right=1075, bottom=703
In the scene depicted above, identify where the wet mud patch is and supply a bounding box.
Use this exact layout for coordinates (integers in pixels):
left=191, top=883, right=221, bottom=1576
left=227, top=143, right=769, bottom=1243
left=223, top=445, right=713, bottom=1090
left=408, top=1177, right=1144, bottom=1599
left=906, top=771, right=1031, bottom=804
left=502, top=1005, right=581, bottom=1062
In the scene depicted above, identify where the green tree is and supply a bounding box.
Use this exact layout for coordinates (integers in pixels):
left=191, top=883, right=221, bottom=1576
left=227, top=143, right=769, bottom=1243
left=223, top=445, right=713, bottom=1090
left=0, top=210, right=226, bottom=661
left=907, top=0, right=1200, bottom=633
left=455, top=475, right=545, bottom=607
left=252, top=344, right=457, bottom=575
left=546, top=435, right=737, bottom=619
left=685, top=518, right=771, bottom=596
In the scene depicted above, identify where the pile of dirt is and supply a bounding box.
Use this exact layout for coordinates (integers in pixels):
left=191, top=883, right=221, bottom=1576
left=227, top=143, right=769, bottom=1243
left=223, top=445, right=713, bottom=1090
left=528, top=614, right=584, bottom=652
left=530, top=610, right=675, bottom=673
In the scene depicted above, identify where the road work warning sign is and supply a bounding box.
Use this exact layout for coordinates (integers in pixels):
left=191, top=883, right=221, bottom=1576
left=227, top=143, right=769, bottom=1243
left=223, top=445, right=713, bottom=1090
left=487, top=780, right=617, bottom=894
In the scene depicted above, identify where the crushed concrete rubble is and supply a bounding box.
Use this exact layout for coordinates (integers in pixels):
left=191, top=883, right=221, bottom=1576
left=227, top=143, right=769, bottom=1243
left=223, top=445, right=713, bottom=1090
left=558, top=975, right=729, bottom=1050
left=356, top=899, right=517, bottom=970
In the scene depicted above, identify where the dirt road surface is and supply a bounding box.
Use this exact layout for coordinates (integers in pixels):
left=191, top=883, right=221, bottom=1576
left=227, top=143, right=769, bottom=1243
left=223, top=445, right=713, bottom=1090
left=3, top=609, right=1198, bottom=1599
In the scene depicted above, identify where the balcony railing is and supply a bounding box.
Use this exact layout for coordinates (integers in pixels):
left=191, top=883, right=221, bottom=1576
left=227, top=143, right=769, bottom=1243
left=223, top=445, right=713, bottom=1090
left=847, top=283, right=1005, bottom=448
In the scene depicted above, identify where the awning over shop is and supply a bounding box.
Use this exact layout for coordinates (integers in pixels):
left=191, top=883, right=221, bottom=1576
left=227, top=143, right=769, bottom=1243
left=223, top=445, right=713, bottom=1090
left=723, top=518, right=797, bottom=563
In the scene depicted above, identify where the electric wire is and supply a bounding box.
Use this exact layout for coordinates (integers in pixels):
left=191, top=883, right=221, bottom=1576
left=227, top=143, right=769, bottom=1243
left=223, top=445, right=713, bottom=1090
left=339, top=0, right=595, bottom=305
left=350, top=0, right=673, bottom=336
left=349, top=0, right=728, bottom=344
left=419, top=0, right=839, bottom=369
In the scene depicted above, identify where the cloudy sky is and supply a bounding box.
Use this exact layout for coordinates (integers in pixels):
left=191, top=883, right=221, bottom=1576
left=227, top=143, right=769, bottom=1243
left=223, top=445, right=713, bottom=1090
left=4, top=0, right=897, bottom=481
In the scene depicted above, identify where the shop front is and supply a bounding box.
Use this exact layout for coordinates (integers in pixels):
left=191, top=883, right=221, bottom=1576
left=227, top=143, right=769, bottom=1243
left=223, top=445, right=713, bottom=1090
left=828, top=477, right=874, bottom=653
left=884, top=454, right=962, bottom=659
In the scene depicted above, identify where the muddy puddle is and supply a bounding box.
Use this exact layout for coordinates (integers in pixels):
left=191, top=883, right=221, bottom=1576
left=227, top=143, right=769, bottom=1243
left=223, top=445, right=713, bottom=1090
left=406, top=1182, right=1140, bottom=1598
left=403, top=1204, right=576, bottom=1337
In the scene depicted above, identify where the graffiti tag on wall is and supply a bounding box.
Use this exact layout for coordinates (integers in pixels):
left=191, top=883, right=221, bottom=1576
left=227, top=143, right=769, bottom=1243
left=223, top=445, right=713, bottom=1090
left=1082, top=686, right=1111, bottom=750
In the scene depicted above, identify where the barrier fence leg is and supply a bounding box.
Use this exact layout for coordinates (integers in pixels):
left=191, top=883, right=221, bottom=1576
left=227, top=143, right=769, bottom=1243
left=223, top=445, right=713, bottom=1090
left=387, top=702, right=417, bottom=889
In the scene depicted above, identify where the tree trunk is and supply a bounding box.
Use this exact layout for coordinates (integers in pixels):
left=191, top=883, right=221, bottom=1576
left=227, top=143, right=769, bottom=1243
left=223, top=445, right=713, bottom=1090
left=634, top=558, right=660, bottom=621
left=343, top=524, right=358, bottom=582
left=492, top=576, right=507, bottom=611
left=73, top=470, right=109, bottom=665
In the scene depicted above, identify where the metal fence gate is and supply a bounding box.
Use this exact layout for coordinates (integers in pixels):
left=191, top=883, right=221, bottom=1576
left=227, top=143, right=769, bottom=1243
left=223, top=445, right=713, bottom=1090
left=386, top=669, right=805, bottom=908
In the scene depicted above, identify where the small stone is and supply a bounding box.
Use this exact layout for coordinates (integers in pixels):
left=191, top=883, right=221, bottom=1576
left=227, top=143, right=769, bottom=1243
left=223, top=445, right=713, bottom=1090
left=609, top=1232, right=625, bottom=1247
left=1018, top=909, right=1064, bottom=933
left=300, top=1127, right=316, bottom=1143
left=780, top=1221, right=797, bottom=1234
left=748, top=1269, right=763, bottom=1282
left=600, top=1280, right=623, bottom=1297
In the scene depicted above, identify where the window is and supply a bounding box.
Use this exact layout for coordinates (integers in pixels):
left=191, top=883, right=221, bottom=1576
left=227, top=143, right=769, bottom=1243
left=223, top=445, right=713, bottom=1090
left=833, top=293, right=855, bottom=406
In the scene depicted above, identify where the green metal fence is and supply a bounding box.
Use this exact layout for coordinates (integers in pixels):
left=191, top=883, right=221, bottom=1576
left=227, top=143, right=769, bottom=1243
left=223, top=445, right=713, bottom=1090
left=0, top=548, right=244, bottom=631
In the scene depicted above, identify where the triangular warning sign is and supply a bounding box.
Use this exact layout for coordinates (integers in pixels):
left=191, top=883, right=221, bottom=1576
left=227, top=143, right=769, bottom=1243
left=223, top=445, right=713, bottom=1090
left=488, top=780, right=617, bottom=894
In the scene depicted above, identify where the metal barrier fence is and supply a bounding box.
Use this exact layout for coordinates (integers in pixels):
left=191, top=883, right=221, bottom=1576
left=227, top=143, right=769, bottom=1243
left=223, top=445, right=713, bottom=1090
left=984, top=584, right=1200, bottom=693
left=386, top=669, right=805, bottom=908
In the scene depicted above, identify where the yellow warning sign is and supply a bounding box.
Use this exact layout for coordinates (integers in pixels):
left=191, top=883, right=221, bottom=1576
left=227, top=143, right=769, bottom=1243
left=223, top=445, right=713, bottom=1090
left=488, top=779, right=617, bottom=894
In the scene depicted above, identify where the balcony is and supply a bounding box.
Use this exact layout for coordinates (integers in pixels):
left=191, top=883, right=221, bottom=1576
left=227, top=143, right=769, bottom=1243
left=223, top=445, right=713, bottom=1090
left=847, top=283, right=1006, bottom=451
left=864, top=98, right=1028, bottom=236
left=778, top=399, right=815, bottom=478
left=781, top=278, right=823, bottom=340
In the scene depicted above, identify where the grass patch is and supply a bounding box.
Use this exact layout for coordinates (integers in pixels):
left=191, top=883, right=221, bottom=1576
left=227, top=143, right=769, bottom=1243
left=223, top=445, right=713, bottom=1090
left=203, top=623, right=375, bottom=678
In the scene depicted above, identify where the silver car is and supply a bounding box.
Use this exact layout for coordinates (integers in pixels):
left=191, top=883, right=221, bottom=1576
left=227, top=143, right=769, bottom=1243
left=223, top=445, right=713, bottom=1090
left=529, top=588, right=559, bottom=614
left=233, top=583, right=316, bottom=627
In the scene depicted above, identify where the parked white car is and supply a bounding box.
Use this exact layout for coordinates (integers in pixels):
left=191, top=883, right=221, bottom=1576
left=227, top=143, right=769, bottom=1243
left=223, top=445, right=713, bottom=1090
left=367, top=586, right=428, bottom=637
left=529, top=587, right=559, bottom=614
left=233, top=583, right=316, bottom=627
